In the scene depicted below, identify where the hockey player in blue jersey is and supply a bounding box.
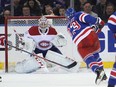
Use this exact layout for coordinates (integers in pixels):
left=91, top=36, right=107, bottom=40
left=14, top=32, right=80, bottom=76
left=65, top=8, right=107, bottom=84
left=107, top=12, right=116, bottom=87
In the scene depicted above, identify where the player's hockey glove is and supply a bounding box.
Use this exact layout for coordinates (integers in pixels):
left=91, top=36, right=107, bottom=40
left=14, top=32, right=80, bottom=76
left=96, top=17, right=105, bottom=33
left=91, top=17, right=105, bottom=33
left=91, top=24, right=104, bottom=33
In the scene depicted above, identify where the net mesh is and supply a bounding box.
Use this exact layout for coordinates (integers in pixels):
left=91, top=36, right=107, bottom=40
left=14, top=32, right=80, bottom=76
left=8, top=18, right=68, bottom=26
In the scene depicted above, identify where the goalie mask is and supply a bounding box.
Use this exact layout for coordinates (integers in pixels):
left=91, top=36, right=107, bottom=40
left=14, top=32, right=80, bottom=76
left=39, top=16, right=49, bottom=31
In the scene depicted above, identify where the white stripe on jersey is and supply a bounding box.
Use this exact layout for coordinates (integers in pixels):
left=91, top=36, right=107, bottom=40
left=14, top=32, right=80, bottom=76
left=108, top=15, right=116, bottom=25
left=73, top=26, right=93, bottom=46
left=111, top=69, right=116, bottom=73
left=73, top=26, right=90, bottom=41
left=75, top=29, right=92, bottom=46
left=79, top=13, right=88, bottom=23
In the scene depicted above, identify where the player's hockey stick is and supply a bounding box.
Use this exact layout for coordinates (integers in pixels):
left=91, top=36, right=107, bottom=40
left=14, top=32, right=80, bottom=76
left=7, top=43, right=77, bottom=69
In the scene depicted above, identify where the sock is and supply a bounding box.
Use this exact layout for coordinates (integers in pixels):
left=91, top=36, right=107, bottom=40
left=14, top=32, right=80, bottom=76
left=93, top=53, right=103, bottom=70
left=108, top=62, right=116, bottom=86
left=85, top=56, right=99, bottom=72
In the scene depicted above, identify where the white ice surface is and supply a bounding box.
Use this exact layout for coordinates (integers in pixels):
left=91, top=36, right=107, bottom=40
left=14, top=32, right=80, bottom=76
left=0, top=68, right=112, bottom=87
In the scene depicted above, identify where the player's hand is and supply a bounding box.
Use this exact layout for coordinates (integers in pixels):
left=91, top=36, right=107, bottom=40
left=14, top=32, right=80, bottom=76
left=98, top=18, right=105, bottom=32
left=91, top=24, right=99, bottom=32
left=0, top=36, right=5, bottom=46
left=91, top=24, right=104, bottom=33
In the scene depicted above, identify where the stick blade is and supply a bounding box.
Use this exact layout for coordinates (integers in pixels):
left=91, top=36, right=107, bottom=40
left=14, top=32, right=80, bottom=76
left=66, top=61, right=77, bottom=69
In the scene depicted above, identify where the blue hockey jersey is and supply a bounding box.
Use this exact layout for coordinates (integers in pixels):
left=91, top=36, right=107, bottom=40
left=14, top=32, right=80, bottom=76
left=67, top=11, right=103, bottom=46
left=107, top=12, right=116, bottom=33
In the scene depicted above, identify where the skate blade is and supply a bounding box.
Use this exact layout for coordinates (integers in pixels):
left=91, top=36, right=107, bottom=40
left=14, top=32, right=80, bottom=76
left=96, top=70, right=105, bottom=85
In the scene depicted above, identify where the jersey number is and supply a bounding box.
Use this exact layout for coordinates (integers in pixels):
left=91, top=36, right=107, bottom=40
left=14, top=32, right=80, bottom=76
left=70, top=21, right=81, bottom=30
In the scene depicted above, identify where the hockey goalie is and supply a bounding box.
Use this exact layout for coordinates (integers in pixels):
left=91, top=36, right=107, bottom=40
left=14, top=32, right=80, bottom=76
left=15, top=16, right=79, bottom=73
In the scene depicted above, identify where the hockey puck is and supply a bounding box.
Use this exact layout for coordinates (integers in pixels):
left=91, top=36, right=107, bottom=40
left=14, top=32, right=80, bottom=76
left=0, top=76, right=2, bottom=82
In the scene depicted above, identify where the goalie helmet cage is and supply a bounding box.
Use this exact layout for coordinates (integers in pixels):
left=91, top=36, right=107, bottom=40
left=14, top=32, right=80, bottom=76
left=4, top=16, right=69, bottom=72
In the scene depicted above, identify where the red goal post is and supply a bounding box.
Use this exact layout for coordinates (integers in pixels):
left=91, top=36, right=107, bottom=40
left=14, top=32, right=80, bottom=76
left=4, top=16, right=74, bottom=72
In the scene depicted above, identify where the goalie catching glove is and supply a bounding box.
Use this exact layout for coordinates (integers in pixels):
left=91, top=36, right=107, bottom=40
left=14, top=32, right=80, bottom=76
left=52, top=33, right=67, bottom=47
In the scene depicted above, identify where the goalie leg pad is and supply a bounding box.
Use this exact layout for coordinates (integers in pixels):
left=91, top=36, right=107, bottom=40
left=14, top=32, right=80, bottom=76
left=15, top=57, right=40, bottom=73
left=45, top=50, right=78, bottom=68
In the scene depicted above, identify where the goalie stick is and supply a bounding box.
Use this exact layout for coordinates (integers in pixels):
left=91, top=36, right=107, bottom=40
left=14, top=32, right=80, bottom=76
left=7, top=43, right=77, bottom=69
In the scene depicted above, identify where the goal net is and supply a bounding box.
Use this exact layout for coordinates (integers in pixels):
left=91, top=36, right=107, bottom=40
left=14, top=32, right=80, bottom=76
left=3, top=16, right=82, bottom=73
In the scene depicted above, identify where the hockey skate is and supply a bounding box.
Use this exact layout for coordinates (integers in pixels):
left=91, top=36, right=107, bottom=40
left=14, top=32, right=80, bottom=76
left=95, top=69, right=107, bottom=85
left=102, top=73, right=107, bottom=81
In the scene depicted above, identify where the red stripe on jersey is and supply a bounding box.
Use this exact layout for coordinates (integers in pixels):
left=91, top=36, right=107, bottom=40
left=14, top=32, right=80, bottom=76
left=47, top=27, right=57, bottom=35
left=74, top=28, right=92, bottom=43
left=89, top=61, right=102, bottom=68
left=109, top=17, right=116, bottom=23
left=28, top=26, right=40, bottom=35
left=111, top=70, right=116, bottom=77
left=97, top=61, right=103, bottom=66
left=100, top=20, right=105, bottom=26
left=28, top=26, right=57, bottom=35
left=89, top=62, right=98, bottom=68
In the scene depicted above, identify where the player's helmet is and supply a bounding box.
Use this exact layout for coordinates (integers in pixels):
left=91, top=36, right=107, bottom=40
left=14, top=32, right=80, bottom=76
left=65, top=8, right=75, bottom=20
left=39, top=16, right=49, bottom=29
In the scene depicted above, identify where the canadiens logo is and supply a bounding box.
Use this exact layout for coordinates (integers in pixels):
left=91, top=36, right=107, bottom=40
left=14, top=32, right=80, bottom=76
left=39, top=41, right=50, bottom=48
